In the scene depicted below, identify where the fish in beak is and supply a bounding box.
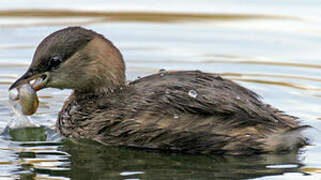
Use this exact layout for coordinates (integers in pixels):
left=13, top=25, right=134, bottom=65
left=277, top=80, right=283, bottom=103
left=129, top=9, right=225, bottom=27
left=9, top=71, right=50, bottom=92
left=9, top=71, right=50, bottom=115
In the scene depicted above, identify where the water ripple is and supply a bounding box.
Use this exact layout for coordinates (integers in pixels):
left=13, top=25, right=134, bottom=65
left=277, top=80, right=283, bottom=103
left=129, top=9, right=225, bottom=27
left=230, top=78, right=321, bottom=91
left=128, top=59, right=321, bottom=69
left=0, top=10, right=301, bottom=24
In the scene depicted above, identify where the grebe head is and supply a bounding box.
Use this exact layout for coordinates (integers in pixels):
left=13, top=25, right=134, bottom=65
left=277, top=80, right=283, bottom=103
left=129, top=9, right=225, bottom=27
left=10, top=27, right=125, bottom=93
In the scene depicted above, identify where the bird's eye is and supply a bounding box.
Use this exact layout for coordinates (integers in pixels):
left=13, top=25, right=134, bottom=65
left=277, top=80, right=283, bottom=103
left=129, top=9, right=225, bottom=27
left=48, top=55, right=62, bottom=70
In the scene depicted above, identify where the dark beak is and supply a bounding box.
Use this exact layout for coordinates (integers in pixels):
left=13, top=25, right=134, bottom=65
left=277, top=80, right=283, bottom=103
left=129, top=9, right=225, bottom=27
left=9, top=70, right=34, bottom=90
left=9, top=69, right=47, bottom=91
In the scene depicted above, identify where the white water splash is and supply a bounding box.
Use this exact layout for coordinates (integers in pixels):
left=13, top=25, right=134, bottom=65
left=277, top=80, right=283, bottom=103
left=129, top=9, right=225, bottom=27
left=7, top=87, right=39, bottom=129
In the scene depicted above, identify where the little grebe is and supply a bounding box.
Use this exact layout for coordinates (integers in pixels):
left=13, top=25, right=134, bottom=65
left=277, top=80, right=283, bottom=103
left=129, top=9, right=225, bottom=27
left=9, top=27, right=308, bottom=155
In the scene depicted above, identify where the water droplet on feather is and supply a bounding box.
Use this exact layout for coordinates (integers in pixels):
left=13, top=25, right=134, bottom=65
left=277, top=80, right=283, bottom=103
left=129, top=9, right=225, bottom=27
left=188, top=90, right=198, bottom=98
left=159, top=69, right=167, bottom=77
left=159, top=68, right=166, bottom=73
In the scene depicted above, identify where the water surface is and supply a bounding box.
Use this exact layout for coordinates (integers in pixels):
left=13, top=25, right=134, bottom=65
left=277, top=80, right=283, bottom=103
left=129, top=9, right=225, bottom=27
left=0, top=1, right=321, bottom=179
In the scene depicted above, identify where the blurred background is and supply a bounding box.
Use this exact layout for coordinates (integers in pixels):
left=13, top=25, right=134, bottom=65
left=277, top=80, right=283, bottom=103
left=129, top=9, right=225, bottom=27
left=0, top=0, right=321, bottom=179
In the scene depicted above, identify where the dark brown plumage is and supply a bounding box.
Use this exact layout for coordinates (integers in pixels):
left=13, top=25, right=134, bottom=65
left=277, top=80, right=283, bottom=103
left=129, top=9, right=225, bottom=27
left=10, top=27, right=308, bottom=155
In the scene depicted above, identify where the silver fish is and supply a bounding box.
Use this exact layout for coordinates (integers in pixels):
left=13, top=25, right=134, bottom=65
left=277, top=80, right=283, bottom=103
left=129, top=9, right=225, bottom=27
left=9, top=83, right=39, bottom=115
